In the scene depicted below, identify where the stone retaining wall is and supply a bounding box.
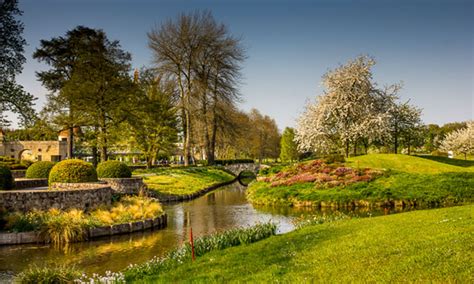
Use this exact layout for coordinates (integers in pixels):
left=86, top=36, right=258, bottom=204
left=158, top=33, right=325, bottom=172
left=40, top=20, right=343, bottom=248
left=99, top=177, right=146, bottom=195
left=0, top=214, right=167, bottom=245
left=0, top=183, right=112, bottom=212
left=14, top=178, right=48, bottom=189
left=147, top=179, right=236, bottom=202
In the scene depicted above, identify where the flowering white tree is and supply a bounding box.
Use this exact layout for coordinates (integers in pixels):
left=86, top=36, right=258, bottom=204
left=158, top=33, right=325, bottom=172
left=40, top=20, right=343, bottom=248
left=441, top=121, right=474, bottom=160
left=385, top=98, right=423, bottom=154
left=295, top=56, right=392, bottom=157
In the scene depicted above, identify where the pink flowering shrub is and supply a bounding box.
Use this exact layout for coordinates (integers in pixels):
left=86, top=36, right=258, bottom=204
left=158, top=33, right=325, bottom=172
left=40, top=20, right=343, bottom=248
left=263, top=160, right=383, bottom=189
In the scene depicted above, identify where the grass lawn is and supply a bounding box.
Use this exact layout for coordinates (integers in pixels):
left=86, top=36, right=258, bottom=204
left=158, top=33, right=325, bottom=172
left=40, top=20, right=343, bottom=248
left=134, top=167, right=235, bottom=196
left=247, top=154, right=474, bottom=207
left=347, top=154, right=474, bottom=174
left=136, top=205, right=474, bottom=283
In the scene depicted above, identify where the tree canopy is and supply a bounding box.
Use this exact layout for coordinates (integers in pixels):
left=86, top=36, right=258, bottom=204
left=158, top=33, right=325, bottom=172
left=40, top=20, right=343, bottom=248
left=0, top=0, right=36, bottom=127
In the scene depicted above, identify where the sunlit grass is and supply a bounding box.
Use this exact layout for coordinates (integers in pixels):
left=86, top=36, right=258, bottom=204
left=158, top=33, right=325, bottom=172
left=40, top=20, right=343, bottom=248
left=138, top=205, right=474, bottom=283
left=248, top=154, right=474, bottom=207
left=135, top=167, right=235, bottom=195
left=347, top=154, right=474, bottom=173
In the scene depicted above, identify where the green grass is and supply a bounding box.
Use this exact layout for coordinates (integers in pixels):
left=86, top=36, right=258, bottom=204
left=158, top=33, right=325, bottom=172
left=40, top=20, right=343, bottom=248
left=247, top=172, right=474, bottom=207
left=347, top=154, right=474, bottom=174
left=248, top=154, right=474, bottom=207
left=134, top=167, right=235, bottom=196
left=137, top=205, right=474, bottom=283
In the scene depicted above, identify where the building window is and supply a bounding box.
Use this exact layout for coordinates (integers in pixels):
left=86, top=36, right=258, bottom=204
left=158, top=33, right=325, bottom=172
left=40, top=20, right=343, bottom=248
left=38, top=148, right=42, bottom=152
left=37, top=155, right=42, bottom=161
left=51, top=155, right=61, bottom=162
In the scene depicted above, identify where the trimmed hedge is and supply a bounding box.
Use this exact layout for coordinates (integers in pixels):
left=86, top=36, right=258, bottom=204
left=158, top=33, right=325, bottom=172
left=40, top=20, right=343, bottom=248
left=0, top=165, right=14, bottom=190
left=48, top=159, right=98, bottom=185
left=97, top=160, right=132, bottom=178
left=26, top=161, right=56, bottom=179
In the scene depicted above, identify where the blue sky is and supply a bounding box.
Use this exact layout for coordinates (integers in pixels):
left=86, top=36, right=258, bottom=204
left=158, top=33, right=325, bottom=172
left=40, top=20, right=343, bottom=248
left=14, top=0, right=474, bottom=129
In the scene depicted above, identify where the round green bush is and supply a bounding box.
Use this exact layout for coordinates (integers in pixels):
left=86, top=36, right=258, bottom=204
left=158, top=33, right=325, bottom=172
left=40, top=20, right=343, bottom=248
left=25, top=161, right=56, bottom=179
left=48, top=159, right=97, bottom=185
left=0, top=166, right=14, bottom=190
left=97, top=160, right=132, bottom=178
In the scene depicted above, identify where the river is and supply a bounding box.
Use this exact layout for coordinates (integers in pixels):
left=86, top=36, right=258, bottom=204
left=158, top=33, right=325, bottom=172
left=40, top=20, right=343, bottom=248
left=0, top=181, right=407, bottom=281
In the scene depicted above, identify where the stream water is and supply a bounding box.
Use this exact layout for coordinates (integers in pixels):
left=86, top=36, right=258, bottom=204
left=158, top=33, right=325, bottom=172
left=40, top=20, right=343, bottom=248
left=0, top=181, right=410, bottom=281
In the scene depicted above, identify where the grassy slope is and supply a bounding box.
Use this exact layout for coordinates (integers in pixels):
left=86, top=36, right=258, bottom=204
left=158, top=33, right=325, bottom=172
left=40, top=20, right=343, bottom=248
left=137, top=205, right=474, bottom=283
left=347, top=154, right=474, bottom=174
left=134, top=167, right=235, bottom=195
left=247, top=154, right=474, bottom=207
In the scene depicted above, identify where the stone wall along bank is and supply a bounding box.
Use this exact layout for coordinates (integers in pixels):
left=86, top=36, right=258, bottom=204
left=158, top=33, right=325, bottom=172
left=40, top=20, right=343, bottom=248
left=0, top=213, right=167, bottom=245
left=99, top=177, right=146, bottom=195
left=0, top=183, right=112, bottom=212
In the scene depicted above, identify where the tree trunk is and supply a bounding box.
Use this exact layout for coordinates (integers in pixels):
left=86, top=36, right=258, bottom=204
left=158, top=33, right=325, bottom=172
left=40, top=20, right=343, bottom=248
left=345, top=141, right=350, bottom=158
left=184, top=108, right=191, bottom=165
left=67, top=127, right=74, bottom=159
left=91, top=146, right=98, bottom=167
left=394, top=134, right=398, bottom=154
left=353, top=141, right=357, bottom=156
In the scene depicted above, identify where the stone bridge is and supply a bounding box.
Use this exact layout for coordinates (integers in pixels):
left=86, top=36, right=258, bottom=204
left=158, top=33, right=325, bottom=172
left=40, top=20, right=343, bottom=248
left=223, top=163, right=261, bottom=177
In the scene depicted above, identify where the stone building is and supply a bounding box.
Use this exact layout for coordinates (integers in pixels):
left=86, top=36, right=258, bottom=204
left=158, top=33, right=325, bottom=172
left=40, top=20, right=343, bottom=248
left=0, top=130, right=68, bottom=162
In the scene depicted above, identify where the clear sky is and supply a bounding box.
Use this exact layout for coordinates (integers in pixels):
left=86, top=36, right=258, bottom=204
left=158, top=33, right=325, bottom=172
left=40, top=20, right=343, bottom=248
left=13, top=0, right=474, bottom=130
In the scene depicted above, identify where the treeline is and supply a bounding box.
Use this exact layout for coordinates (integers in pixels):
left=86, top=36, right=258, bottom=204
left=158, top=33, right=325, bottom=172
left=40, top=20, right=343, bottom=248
left=0, top=5, right=280, bottom=166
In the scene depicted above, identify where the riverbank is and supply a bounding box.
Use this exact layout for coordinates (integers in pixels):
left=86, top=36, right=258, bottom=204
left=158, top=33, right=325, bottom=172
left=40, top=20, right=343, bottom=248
left=247, top=154, right=474, bottom=208
left=137, top=205, right=474, bottom=283
left=134, top=167, right=235, bottom=196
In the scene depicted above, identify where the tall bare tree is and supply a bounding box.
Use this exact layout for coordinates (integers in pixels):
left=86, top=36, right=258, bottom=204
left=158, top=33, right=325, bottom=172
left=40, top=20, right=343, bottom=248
left=148, top=10, right=244, bottom=165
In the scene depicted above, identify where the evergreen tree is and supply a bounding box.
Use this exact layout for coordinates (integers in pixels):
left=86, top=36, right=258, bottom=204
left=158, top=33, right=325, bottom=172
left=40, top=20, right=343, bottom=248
left=280, top=127, right=298, bottom=162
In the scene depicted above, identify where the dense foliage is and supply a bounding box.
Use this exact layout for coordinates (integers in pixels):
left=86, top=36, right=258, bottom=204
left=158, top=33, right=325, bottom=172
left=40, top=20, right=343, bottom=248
left=0, top=0, right=37, bottom=127
left=280, top=127, right=298, bottom=162
left=295, top=56, right=422, bottom=157
left=441, top=121, right=473, bottom=160
left=96, top=160, right=132, bottom=178
left=25, top=161, right=55, bottom=179
left=0, top=165, right=14, bottom=190
left=48, top=159, right=97, bottom=185
left=0, top=155, right=31, bottom=170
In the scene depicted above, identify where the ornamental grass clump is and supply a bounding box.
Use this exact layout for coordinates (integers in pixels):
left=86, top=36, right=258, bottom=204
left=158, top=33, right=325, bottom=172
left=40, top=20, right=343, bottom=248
left=16, top=265, right=81, bottom=284
left=48, top=159, right=97, bottom=185
left=25, top=161, right=56, bottom=179
left=90, top=196, right=163, bottom=225
left=97, top=160, right=132, bottom=178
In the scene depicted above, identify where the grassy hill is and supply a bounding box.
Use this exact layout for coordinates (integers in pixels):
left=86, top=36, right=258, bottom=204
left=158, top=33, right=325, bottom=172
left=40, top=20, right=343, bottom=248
left=136, top=205, right=474, bottom=283
left=247, top=154, right=474, bottom=207
left=347, top=154, right=474, bottom=174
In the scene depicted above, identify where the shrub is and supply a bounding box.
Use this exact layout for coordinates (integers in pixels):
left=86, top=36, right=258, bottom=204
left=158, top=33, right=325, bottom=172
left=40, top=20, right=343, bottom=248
left=0, top=156, right=31, bottom=170
left=97, top=160, right=132, bottom=178
left=48, top=159, right=97, bottom=185
left=323, top=154, right=345, bottom=164
left=0, top=165, right=13, bottom=190
left=25, top=161, right=56, bottom=179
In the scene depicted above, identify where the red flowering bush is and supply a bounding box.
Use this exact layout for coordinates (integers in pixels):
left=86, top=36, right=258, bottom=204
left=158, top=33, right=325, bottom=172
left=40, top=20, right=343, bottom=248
left=262, top=159, right=383, bottom=189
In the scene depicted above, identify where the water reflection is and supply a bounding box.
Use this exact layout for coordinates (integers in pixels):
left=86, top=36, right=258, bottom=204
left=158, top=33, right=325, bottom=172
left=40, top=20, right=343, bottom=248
left=0, top=181, right=413, bottom=279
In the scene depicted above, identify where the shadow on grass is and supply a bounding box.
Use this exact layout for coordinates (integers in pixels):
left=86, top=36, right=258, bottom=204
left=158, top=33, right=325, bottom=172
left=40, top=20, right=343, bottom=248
left=416, top=155, right=474, bottom=168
